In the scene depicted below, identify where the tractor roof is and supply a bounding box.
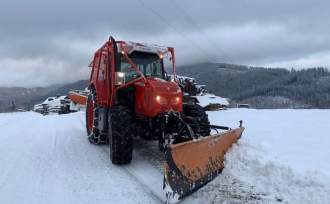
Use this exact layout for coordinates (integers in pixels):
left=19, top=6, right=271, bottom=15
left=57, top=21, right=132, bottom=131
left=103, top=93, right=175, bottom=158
left=117, top=41, right=170, bottom=55
left=89, top=40, right=173, bottom=67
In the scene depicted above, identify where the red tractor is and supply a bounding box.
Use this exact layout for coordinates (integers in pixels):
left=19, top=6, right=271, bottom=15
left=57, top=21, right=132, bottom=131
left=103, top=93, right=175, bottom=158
left=86, top=37, right=210, bottom=161
left=85, top=36, right=244, bottom=200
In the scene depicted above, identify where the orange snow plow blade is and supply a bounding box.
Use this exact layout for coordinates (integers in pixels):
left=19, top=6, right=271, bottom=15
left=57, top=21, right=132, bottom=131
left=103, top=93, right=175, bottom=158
left=164, top=127, right=244, bottom=201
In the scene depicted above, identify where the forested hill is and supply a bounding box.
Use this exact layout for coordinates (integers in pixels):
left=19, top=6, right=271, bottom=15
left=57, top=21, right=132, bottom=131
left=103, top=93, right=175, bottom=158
left=1, top=63, right=329, bottom=112
left=177, top=63, right=330, bottom=109
left=0, top=80, right=88, bottom=112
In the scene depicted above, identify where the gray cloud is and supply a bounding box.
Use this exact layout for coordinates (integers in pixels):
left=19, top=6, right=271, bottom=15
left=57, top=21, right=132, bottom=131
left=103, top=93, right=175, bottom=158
left=0, top=0, right=329, bottom=87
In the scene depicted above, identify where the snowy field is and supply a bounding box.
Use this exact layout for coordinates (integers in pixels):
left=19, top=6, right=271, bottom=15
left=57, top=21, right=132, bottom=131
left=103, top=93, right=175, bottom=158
left=195, top=109, right=330, bottom=203
left=0, top=109, right=329, bottom=203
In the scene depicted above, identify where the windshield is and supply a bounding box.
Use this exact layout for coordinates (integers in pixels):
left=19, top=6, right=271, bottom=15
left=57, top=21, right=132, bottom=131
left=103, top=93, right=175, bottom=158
left=120, top=51, right=164, bottom=82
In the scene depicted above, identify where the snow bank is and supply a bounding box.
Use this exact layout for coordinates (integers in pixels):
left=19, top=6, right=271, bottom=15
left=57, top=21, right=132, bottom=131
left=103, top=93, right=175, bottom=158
left=192, top=109, right=330, bottom=203
left=195, top=94, right=229, bottom=107
left=208, top=109, right=330, bottom=177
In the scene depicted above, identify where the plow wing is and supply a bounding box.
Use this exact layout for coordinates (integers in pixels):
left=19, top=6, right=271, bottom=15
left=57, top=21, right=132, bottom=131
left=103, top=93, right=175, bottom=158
left=164, top=127, right=244, bottom=201
left=68, top=90, right=88, bottom=106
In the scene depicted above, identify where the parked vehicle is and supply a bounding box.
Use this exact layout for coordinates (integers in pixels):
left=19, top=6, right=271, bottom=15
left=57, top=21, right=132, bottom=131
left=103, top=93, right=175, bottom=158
left=34, top=95, right=71, bottom=114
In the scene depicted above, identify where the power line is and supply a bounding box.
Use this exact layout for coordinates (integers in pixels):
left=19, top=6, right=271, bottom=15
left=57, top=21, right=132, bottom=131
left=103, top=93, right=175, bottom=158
left=166, top=0, right=234, bottom=64
left=135, top=0, right=220, bottom=62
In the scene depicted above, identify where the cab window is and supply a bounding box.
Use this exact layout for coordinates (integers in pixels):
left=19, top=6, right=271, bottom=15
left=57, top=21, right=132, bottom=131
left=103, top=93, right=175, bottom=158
left=120, top=51, right=164, bottom=82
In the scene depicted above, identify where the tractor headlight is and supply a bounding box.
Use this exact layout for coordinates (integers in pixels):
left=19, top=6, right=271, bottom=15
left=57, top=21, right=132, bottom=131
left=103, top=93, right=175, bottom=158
left=115, top=72, right=125, bottom=85
left=171, top=96, right=180, bottom=105
left=155, top=95, right=167, bottom=105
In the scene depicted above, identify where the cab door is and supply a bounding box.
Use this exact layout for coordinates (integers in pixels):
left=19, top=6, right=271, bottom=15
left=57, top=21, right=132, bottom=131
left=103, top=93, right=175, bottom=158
left=96, top=51, right=110, bottom=105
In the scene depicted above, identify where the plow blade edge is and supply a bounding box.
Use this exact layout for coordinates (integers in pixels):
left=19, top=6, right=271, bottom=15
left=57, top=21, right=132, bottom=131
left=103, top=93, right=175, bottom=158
left=164, top=127, right=244, bottom=201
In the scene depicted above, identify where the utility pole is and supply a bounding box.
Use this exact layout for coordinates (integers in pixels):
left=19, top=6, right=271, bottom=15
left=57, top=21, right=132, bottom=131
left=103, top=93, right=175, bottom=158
left=11, top=100, right=16, bottom=112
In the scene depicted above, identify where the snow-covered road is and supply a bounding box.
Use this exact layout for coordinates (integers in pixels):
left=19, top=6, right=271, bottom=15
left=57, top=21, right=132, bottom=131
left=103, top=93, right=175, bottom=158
left=0, top=112, right=160, bottom=204
left=0, top=109, right=330, bottom=204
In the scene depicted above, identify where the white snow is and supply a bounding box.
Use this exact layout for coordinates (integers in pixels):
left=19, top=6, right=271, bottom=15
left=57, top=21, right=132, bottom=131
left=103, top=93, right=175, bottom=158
left=195, top=94, right=229, bottom=107
left=208, top=109, right=330, bottom=177
left=192, top=109, right=330, bottom=203
left=1, top=109, right=330, bottom=204
left=0, top=112, right=159, bottom=204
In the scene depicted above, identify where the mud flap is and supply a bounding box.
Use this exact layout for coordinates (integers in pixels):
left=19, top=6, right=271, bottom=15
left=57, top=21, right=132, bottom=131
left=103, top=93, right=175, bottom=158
left=163, top=127, right=244, bottom=202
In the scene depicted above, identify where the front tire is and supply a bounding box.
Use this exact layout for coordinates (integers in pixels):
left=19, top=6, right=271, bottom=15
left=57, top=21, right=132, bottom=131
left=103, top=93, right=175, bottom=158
left=108, top=106, right=133, bottom=165
left=86, top=91, right=101, bottom=144
left=183, top=104, right=211, bottom=137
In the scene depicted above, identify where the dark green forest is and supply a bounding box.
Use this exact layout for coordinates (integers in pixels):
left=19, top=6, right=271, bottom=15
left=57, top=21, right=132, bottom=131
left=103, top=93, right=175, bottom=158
left=178, top=63, right=330, bottom=108
left=1, top=62, right=329, bottom=112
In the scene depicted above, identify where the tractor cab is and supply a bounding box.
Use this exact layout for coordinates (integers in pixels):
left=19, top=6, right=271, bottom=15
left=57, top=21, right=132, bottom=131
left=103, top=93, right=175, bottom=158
left=114, top=41, right=175, bottom=83
left=114, top=41, right=183, bottom=117
left=119, top=51, right=164, bottom=82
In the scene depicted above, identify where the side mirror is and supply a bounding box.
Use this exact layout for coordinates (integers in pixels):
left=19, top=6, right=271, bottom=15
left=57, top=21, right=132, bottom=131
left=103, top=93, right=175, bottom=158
left=164, top=71, right=171, bottom=81
left=132, top=72, right=141, bottom=79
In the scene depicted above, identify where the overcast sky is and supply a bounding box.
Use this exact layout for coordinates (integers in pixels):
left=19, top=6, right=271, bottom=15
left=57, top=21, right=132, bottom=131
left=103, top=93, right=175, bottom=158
left=0, top=0, right=329, bottom=87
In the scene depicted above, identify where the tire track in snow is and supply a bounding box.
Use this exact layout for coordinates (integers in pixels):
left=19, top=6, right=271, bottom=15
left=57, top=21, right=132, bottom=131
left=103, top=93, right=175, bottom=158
left=101, top=140, right=202, bottom=204
left=76, top=112, right=162, bottom=203
left=100, top=146, right=163, bottom=204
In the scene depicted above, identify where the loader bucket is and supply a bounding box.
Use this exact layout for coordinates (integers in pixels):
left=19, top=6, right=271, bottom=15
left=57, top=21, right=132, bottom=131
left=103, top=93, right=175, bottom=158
left=164, top=127, right=244, bottom=201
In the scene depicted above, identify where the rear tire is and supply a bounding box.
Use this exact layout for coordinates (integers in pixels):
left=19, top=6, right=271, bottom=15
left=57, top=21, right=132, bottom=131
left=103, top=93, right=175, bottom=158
left=183, top=104, right=211, bottom=137
left=108, top=106, right=133, bottom=165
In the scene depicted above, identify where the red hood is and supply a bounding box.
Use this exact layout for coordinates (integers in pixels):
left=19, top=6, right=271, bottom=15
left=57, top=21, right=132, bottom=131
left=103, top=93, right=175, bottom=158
left=146, top=78, right=181, bottom=93
left=134, top=78, right=183, bottom=117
